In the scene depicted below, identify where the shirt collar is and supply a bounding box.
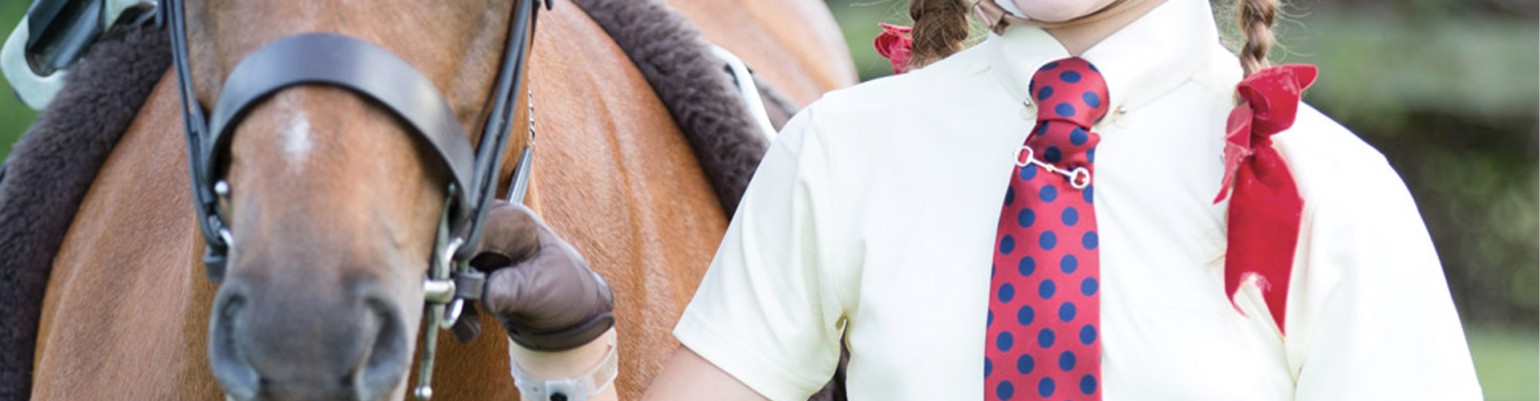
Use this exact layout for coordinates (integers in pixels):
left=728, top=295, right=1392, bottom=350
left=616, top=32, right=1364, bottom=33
left=986, top=0, right=1219, bottom=118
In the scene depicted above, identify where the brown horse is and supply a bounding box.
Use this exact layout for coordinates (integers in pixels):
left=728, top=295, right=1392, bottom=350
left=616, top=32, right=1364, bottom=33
left=27, top=0, right=852, bottom=400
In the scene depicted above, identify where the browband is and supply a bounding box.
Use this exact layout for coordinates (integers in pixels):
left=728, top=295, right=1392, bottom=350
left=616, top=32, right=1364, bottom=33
left=206, top=33, right=476, bottom=219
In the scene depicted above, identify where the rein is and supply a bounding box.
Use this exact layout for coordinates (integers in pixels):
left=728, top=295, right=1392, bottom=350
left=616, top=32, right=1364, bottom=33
left=160, top=0, right=546, bottom=398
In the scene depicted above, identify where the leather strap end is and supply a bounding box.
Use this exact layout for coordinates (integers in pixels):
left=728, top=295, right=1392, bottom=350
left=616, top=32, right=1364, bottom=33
left=452, top=305, right=483, bottom=343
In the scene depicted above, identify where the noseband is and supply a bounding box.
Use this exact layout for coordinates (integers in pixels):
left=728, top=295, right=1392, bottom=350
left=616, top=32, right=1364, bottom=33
left=162, top=0, right=546, bottom=398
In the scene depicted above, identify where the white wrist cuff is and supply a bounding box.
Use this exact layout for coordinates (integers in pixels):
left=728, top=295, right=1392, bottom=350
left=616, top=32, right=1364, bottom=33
left=509, top=336, right=618, bottom=401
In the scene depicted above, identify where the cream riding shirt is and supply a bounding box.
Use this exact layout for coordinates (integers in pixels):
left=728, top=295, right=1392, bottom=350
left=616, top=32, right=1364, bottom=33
left=672, top=0, right=1484, bottom=399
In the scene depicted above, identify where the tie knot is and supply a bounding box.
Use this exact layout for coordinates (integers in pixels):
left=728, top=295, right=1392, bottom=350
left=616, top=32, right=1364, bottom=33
left=1029, top=57, right=1109, bottom=128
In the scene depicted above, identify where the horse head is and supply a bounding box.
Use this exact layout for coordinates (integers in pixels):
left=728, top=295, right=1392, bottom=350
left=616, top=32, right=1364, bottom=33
left=184, top=0, right=522, bottom=399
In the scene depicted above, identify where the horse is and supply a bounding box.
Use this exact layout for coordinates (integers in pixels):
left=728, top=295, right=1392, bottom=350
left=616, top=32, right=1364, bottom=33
left=23, top=0, right=853, bottom=399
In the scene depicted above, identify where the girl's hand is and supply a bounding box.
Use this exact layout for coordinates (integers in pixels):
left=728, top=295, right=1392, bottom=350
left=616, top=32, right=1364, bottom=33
left=472, top=200, right=615, bottom=352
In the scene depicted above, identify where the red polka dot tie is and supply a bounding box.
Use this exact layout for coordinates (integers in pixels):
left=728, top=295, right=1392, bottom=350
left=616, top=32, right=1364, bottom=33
left=986, top=57, right=1107, bottom=400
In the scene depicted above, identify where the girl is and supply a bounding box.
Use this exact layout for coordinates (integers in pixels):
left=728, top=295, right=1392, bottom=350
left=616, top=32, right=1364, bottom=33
left=487, top=0, right=1485, bottom=399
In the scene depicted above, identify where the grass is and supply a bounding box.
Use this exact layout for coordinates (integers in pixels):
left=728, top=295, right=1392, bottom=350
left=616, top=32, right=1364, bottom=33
left=1468, top=323, right=1540, bottom=401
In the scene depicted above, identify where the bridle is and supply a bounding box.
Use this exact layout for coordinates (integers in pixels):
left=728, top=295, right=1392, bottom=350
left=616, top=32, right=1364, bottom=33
left=161, top=0, right=546, bottom=398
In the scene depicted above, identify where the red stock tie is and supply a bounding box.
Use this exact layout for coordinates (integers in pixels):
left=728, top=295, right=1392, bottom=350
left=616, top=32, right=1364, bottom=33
left=986, top=58, right=1106, bottom=401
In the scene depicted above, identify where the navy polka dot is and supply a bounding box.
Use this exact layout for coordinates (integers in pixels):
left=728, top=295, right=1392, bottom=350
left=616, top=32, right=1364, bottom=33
left=1017, top=208, right=1035, bottom=228
left=1081, top=277, right=1099, bottom=296
left=1061, top=254, right=1079, bottom=273
left=997, top=331, right=1015, bottom=351
left=1018, top=256, right=1036, bottom=276
left=1039, top=185, right=1058, bottom=202
left=1060, top=70, right=1082, bottom=83
left=1069, top=127, right=1089, bottom=146
left=1004, top=187, right=1015, bottom=206
left=1036, top=86, right=1054, bottom=101
left=1080, top=375, right=1098, bottom=395
left=1082, top=185, right=1094, bottom=204
left=1016, top=354, right=1035, bottom=374
left=1038, top=328, right=1056, bottom=348
left=1079, top=325, right=1097, bottom=345
left=1058, top=302, right=1077, bottom=322
left=1061, top=207, right=1079, bottom=226
left=1042, top=61, right=1061, bottom=70
left=988, top=310, right=995, bottom=326
left=985, top=357, right=993, bottom=376
left=1034, top=124, right=1049, bottom=137
left=1058, top=351, right=1076, bottom=371
left=1082, top=232, right=1099, bottom=250
left=1055, top=103, right=1077, bottom=118
left=1000, top=235, right=1016, bottom=253
left=1038, top=377, right=1057, bottom=397
left=1017, top=304, right=1035, bottom=325
left=997, top=381, right=1015, bottom=400
left=998, top=283, right=1016, bottom=302
left=1039, top=280, right=1057, bottom=299
left=1043, top=146, right=1062, bottom=163
left=1086, top=148, right=1096, bottom=163
left=1082, top=91, right=1102, bottom=109
left=1039, top=231, right=1057, bottom=250
left=1019, top=164, right=1038, bottom=180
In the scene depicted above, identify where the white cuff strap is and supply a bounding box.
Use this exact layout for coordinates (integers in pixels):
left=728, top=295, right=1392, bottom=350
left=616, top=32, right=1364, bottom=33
left=509, top=336, right=619, bottom=401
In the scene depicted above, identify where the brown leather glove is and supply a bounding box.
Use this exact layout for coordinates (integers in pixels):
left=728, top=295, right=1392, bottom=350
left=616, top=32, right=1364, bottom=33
left=471, top=200, right=615, bottom=352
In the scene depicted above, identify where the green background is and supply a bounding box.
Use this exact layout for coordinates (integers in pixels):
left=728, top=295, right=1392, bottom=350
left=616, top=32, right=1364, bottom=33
left=1, top=0, right=1535, bottom=399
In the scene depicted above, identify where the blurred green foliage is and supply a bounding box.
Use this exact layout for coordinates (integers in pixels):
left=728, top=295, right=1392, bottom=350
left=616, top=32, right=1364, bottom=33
left=1286, top=12, right=1540, bottom=329
left=0, top=0, right=39, bottom=157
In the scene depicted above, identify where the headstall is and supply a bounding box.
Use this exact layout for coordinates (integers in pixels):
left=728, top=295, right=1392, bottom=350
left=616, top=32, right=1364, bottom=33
left=161, top=0, right=547, bottom=398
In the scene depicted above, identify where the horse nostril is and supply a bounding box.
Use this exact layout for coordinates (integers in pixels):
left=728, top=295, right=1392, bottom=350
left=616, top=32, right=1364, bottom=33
left=209, top=287, right=259, bottom=400
left=354, top=296, right=409, bottom=400
left=206, top=278, right=411, bottom=400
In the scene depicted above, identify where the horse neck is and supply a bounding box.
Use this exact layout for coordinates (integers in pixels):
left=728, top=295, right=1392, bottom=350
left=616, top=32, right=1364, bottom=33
left=33, top=75, right=225, bottom=400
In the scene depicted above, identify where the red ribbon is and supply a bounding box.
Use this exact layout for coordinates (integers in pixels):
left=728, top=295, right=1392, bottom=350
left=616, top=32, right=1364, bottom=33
left=873, top=23, right=914, bottom=74
left=1214, top=64, right=1317, bottom=334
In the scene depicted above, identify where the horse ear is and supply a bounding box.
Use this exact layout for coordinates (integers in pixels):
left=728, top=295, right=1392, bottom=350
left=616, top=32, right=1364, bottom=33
left=468, top=201, right=543, bottom=271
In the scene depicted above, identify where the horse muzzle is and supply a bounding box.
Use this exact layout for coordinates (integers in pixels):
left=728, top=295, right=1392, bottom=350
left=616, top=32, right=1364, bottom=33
left=209, top=274, right=412, bottom=401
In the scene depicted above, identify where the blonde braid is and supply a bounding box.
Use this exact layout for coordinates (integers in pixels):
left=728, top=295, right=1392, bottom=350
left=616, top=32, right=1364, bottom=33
left=908, top=0, right=971, bottom=68
left=1237, top=0, right=1277, bottom=76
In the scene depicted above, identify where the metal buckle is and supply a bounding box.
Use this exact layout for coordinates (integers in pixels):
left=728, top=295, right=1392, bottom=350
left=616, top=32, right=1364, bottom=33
left=415, top=184, right=464, bottom=400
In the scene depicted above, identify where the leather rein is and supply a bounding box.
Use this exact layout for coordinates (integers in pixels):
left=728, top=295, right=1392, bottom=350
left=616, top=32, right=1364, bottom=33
left=161, top=0, right=546, bottom=398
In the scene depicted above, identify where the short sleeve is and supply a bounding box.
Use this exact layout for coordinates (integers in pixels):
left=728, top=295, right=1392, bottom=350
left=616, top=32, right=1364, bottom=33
left=673, top=105, right=847, bottom=401
left=1288, top=157, right=1483, bottom=400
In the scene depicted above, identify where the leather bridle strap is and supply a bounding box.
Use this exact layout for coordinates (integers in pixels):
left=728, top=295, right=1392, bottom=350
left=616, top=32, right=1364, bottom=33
left=163, top=0, right=227, bottom=277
